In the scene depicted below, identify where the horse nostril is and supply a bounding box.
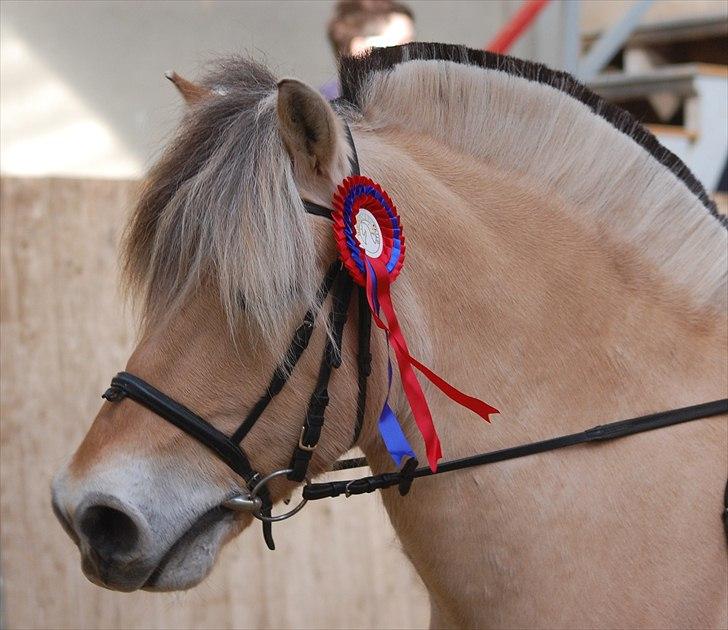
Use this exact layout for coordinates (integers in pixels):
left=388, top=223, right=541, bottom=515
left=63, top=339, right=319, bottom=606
left=79, top=504, right=140, bottom=559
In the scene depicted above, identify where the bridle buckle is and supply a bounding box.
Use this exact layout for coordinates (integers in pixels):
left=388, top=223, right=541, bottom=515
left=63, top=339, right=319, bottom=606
left=297, top=426, right=316, bottom=452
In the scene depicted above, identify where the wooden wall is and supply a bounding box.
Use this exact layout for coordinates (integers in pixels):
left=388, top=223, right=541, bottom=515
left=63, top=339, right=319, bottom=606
left=0, top=177, right=429, bottom=629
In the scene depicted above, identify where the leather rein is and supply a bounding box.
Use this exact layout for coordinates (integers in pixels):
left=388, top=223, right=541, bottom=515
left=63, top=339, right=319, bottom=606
left=102, top=115, right=728, bottom=550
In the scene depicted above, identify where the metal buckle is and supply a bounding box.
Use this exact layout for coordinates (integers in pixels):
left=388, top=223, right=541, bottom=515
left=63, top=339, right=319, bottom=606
left=297, top=426, right=316, bottom=452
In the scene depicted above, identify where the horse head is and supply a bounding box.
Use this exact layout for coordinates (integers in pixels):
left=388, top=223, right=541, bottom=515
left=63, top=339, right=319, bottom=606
left=51, top=59, right=376, bottom=591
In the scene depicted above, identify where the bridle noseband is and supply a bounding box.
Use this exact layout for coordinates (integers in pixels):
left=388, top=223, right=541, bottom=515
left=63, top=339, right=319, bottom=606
left=102, top=110, right=728, bottom=550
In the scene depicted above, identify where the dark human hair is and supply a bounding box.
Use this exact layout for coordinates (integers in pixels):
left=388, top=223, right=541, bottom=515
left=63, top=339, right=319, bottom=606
left=327, top=0, right=414, bottom=58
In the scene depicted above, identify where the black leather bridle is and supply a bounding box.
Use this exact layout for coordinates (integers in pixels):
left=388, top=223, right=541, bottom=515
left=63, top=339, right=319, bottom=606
left=102, top=113, right=728, bottom=549
left=102, top=254, right=365, bottom=550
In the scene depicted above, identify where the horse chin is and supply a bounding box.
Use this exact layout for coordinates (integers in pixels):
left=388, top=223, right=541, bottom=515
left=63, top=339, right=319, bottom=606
left=141, top=507, right=242, bottom=592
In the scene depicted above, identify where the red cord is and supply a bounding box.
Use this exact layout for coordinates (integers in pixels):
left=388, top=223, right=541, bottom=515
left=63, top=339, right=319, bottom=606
left=486, top=0, right=550, bottom=54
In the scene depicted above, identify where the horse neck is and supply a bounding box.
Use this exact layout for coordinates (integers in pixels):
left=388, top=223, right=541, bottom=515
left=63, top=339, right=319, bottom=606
left=344, top=119, right=728, bottom=626
left=347, top=123, right=726, bottom=624
left=354, top=121, right=726, bottom=489
left=355, top=125, right=725, bottom=450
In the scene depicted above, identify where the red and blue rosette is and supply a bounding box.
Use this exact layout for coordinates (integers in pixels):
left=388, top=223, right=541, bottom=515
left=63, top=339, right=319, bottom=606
left=332, top=176, right=405, bottom=286
left=332, top=176, right=498, bottom=471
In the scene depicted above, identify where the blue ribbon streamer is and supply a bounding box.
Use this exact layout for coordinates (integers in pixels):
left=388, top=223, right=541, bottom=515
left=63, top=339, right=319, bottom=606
left=378, top=353, right=416, bottom=466
left=365, top=260, right=416, bottom=465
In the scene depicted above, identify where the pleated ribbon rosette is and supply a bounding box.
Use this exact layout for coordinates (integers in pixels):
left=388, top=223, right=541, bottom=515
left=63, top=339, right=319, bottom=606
left=332, top=176, right=498, bottom=471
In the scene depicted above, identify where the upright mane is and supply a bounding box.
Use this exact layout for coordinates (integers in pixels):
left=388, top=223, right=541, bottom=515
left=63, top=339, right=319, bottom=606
left=124, top=44, right=726, bottom=344
left=340, top=43, right=727, bottom=308
left=123, top=58, right=319, bottom=342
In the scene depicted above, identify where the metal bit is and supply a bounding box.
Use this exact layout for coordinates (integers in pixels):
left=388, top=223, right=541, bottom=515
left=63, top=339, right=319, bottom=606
left=223, top=494, right=263, bottom=512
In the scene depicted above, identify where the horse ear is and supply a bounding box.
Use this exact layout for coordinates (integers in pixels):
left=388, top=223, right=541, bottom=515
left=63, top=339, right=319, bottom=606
left=164, top=71, right=211, bottom=105
left=276, top=79, right=341, bottom=178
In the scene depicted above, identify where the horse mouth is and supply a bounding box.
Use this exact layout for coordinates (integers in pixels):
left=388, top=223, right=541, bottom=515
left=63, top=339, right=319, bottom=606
left=142, top=503, right=241, bottom=591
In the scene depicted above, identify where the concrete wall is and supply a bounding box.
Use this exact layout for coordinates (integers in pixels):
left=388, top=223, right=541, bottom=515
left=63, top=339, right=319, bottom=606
left=1, top=0, right=567, bottom=178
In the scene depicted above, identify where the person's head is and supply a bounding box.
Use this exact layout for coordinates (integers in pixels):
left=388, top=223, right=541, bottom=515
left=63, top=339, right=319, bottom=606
left=327, top=0, right=415, bottom=60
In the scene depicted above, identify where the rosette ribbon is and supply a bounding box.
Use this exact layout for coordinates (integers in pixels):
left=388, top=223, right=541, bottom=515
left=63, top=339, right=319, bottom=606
left=332, top=176, right=499, bottom=472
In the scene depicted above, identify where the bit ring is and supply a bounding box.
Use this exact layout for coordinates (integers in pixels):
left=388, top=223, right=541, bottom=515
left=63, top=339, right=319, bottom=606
left=250, top=468, right=310, bottom=523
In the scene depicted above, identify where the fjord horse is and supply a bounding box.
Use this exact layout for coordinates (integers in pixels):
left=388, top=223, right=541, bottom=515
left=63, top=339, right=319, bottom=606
left=52, top=44, right=727, bottom=628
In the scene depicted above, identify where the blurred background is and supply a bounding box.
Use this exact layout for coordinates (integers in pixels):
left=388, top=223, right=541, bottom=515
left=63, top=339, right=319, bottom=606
left=1, top=1, right=726, bottom=629
left=3, top=0, right=726, bottom=187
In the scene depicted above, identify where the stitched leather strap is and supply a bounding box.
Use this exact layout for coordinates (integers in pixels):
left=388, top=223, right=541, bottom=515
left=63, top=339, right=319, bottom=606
left=303, top=398, right=728, bottom=500
left=288, top=269, right=354, bottom=481
left=230, top=262, right=340, bottom=444
left=104, top=373, right=257, bottom=483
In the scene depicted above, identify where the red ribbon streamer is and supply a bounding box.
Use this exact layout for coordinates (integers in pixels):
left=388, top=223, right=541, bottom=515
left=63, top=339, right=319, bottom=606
left=364, top=256, right=498, bottom=471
